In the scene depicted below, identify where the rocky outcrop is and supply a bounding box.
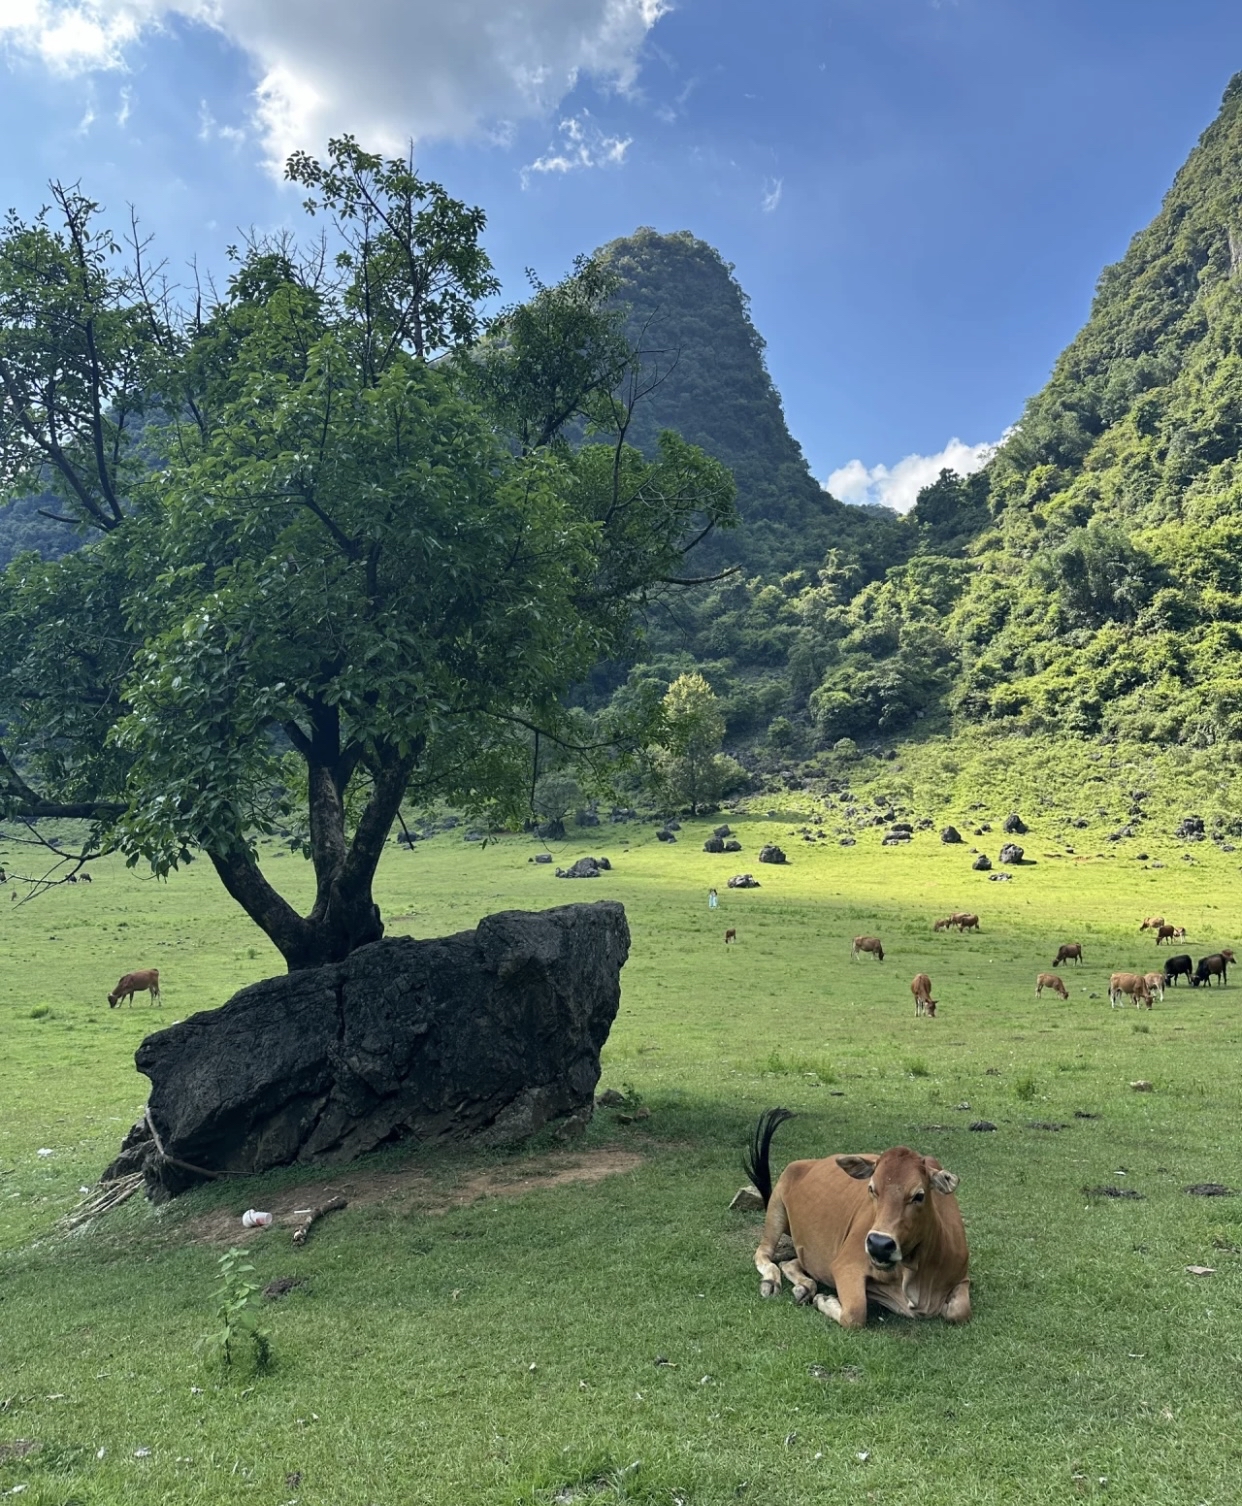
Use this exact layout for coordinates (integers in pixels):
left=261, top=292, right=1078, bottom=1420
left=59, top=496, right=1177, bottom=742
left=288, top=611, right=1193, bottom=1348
left=758, top=844, right=787, bottom=864
left=728, top=873, right=761, bottom=888
left=555, top=855, right=611, bottom=878
left=102, top=902, right=630, bottom=1202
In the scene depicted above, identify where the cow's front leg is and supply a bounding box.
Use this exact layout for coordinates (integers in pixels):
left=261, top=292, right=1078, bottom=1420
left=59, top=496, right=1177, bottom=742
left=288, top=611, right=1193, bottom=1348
left=779, top=1258, right=818, bottom=1305
left=941, top=1279, right=972, bottom=1324
left=814, top=1267, right=868, bottom=1328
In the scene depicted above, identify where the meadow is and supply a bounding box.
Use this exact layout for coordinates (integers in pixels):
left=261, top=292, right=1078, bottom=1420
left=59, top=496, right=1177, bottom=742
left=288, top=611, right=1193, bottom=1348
left=2, top=785, right=1242, bottom=1505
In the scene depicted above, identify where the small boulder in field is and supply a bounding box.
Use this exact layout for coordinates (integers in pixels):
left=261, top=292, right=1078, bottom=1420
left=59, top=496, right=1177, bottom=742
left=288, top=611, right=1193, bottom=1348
left=656, top=829, right=677, bottom=843
left=839, top=837, right=856, bottom=847
left=758, top=844, right=787, bottom=865
left=724, top=839, right=742, bottom=852
left=665, top=820, right=682, bottom=832
left=532, top=853, right=553, bottom=864
left=999, top=842, right=1024, bottom=865
left=730, top=1184, right=766, bottom=1212
left=728, top=873, right=761, bottom=889
left=703, top=836, right=725, bottom=853
left=941, top=825, right=963, bottom=844
left=555, top=856, right=609, bottom=879
left=713, top=824, right=732, bottom=838
left=1003, top=813, right=1028, bottom=835
left=1176, top=815, right=1205, bottom=839
left=972, top=854, right=992, bottom=871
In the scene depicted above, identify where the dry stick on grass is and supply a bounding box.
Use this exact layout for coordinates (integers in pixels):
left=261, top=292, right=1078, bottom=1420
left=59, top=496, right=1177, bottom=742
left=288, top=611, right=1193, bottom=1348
left=291, top=1196, right=348, bottom=1246
left=59, top=1171, right=144, bottom=1231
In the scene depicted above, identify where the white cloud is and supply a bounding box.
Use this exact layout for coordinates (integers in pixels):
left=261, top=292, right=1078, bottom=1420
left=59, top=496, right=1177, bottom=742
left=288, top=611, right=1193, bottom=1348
left=825, top=436, right=998, bottom=513
left=115, top=81, right=131, bottom=124
left=0, top=0, right=668, bottom=174
left=760, top=176, right=782, bottom=213
left=522, top=109, right=631, bottom=182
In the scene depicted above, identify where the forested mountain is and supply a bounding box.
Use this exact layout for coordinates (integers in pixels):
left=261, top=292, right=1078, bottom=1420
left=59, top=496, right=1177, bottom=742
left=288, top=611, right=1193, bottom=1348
left=613, top=74, right=1242, bottom=762
left=601, top=228, right=909, bottom=580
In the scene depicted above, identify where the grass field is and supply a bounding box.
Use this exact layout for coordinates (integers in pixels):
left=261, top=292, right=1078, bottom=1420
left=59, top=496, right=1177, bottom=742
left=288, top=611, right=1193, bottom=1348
left=3, top=792, right=1242, bottom=1505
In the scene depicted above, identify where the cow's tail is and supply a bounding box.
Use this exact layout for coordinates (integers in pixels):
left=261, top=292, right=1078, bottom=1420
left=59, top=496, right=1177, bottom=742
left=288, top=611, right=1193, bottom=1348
left=744, top=1107, right=795, bottom=1208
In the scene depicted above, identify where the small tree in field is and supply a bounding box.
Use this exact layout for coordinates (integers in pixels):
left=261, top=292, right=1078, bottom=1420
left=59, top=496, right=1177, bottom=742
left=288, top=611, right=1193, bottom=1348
left=0, top=140, right=736, bottom=971
left=651, top=672, right=733, bottom=816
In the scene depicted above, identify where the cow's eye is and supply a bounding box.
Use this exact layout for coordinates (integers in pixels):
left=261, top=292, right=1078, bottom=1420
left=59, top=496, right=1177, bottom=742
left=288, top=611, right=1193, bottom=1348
left=911, top=1190, right=925, bottom=1204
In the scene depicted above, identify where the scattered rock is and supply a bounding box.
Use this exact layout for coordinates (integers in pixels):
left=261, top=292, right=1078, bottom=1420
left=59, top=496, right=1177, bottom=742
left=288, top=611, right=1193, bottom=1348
left=665, top=820, right=682, bottom=832
left=1184, top=1183, right=1235, bottom=1197
left=988, top=872, right=1014, bottom=882
left=968, top=1121, right=997, bottom=1132
left=615, top=1105, right=651, bottom=1125
left=1003, top=813, right=1028, bottom=835
left=555, top=856, right=609, bottom=879
left=1130, top=1080, right=1154, bottom=1092
left=101, top=901, right=630, bottom=1200
left=758, top=844, right=787, bottom=865
left=972, top=854, right=992, bottom=871
left=730, top=1184, right=766, bottom=1212
left=703, top=836, right=725, bottom=853
left=1185, top=1265, right=1216, bottom=1276
left=1084, top=1186, right=1144, bottom=1200
left=531, top=853, right=553, bottom=864
left=575, top=810, right=601, bottom=827
left=839, top=837, right=856, bottom=847
left=998, top=842, right=1024, bottom=865
left=728, top=874, right=761, bottom=889
left=1073, top=1111, right=1101, bottom=1120
left=1176, top=815, right=1205, bottom=840
left=1070, top=817, right=1089, bottom=829
left=724, top=839, right=742, bottom=853
left=656, top=829, right=677, bottom=843
left=713, top=825, right=732, bottom=839
left=940, top=825, right=963, bottom=844
left=596, top=1088, right=627, bottom=1107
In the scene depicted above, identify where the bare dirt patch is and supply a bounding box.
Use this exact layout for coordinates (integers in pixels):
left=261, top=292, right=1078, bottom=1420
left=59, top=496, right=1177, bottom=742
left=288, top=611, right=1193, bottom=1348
left=182, top=1147, right=644, bottom=1246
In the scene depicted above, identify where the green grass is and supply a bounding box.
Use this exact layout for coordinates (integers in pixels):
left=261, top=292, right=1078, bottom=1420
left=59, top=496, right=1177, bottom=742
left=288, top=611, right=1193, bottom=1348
left=2, top=799, right=1242, bottom=1504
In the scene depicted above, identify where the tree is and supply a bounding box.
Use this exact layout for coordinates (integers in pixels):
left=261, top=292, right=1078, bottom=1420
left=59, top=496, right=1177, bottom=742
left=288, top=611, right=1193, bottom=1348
left=651, top=671, right=735, bottom=815
left=0, top=140, right=736, bottom=970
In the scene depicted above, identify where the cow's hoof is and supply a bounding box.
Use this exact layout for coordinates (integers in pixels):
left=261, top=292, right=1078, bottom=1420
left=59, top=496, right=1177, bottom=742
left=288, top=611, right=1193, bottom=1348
left=759, top=1279, right=779, bottom=1298
left=792, top=1283, right=816, bottom=1306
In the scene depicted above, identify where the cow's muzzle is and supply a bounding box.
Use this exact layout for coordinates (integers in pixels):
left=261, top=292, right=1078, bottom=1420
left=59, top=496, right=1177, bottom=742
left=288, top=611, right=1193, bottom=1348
left=865, top=1232, right=900, bottom=1267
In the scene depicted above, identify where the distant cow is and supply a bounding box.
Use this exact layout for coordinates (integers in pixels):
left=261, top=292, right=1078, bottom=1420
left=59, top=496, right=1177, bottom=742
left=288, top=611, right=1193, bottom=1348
left=1192, top=950, right=1236, bottom=988
left=745, top=1108, right=970, bottom=1328
left=933, top=917, right=953, bottom=932
left=1053, top=943, right=1084, bottom=966
left=1109, top=972, right=1151, bottom=1009
left=108, top=968, right=161, bottom=1008
left=725, top=928, right=737, bottom=945
left=1155, top=925, right=1178, bottom=946
left=1143, top=972, right=1166, bottom=1003
left=79, top=871, right=92, bottom=884
left=1036, top=972, right=1068, bottom=1000
left=851, top=936, right=884, bottom=962
left=911, top=973, right=937, bottom=1017
left=954, top=913, right=980, bottom=932
left=1164, top=953, right=1193, bottom=987
left=1140, top=915, right=1166, bottom=932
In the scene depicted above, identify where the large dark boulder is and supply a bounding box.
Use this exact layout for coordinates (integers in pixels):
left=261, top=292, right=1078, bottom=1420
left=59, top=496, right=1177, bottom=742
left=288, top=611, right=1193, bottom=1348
left=941, top=826, right=963, bottom=844
left=758, top=844, right=787, bottom=864
left=703, top=836, right=725, bottom=853
left=998, top=842, right=1025, bottom=865
left=972, top=853, right=992, bottom=871
left=1003, top=813, right=1028, bottom=835
left=102, top=902, right=629, bottom=1202
left=555, top=855, right=610, bottom=878
left=728, top=873, right=761, bottom=888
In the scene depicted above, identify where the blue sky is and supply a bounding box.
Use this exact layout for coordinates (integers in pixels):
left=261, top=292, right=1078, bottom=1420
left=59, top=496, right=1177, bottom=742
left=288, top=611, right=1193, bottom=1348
left=2, top=0, right=1240, bottom=510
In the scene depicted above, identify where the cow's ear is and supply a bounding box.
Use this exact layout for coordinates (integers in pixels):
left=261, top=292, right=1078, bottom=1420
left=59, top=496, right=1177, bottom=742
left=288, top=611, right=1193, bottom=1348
left=929, top=1168, right=959, bottom=1195
left=836, top=1155, right=876, bottom=1180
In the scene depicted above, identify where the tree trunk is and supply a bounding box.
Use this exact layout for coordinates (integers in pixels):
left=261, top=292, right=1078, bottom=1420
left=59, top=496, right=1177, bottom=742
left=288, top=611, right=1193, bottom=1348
left=208, top=750, right=415, bottom=973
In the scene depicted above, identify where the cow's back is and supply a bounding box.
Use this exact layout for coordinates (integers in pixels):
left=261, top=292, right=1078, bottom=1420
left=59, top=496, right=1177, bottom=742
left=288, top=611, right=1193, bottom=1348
left=777, top=1156, right=874, bottom=1281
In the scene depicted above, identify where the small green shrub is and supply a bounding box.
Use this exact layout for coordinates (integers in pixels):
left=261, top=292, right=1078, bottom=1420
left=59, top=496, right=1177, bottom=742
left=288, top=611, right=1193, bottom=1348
left=200, top=1247, right=271, bottom=1377
left=28, top=1005, right=51, bottom=1020
left=763, top=1051, right=837, bottom=1084
left=1133, top=1022, right=1151, bottom=1034
left=905, top=1058, right=930, bottom=1078
left=1015, top=1073, right=1038, bottom=1100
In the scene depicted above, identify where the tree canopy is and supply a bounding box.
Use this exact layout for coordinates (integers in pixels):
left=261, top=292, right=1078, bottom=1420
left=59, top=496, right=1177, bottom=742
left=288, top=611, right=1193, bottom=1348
left=0, top=139, right=736, bottom=968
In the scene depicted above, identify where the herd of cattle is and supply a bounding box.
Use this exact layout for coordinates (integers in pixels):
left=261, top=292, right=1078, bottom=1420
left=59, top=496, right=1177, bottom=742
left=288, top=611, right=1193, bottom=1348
left=745, top=908, right=1237, bottom=1329
left=843, top=911, right=1237, bottom=1015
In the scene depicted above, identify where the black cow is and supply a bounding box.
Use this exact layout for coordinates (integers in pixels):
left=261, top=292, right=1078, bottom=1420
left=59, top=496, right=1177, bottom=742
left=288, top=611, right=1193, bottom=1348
left=1192, top=949, right=1236, bottom=988
left=1164, top=954, right=1193, bottom=987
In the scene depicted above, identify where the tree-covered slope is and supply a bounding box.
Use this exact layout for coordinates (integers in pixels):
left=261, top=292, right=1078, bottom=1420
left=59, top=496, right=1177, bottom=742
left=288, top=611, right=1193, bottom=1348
left=947, top=72, right=1242, bottom=743
left=602, top=228, right=907, bottom=578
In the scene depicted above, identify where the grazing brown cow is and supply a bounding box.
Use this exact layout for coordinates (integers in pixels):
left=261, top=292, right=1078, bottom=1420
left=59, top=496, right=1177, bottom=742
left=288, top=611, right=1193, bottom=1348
left=1143, top=972, right=1165, bottom=1003
left=1140, top=915, right=1166, bottom=932
left=1036, top=972, right=1068, bottom=1000
left=933, top=917, right=953, bottom=932
left=1109, top=972, right=1151, bottom=1009
left=911, top=973, right=937, bottom=1017
left=746, top=1109, right=970, bottom=1328
left=1155, top=925, right=1176, bottom=946
left=79, top=871, right=92, bottom=884
left=1053, top=943, right=1084, bottom=966
left=108, top=968, right=161, bottom=1008
left=1192, top=949, right=1236, bottom=988
left=724, top=928, right=737, bottom=945
left=953, top=912, right=981, bottom=932
left=851, top=935, right=884, bottom=962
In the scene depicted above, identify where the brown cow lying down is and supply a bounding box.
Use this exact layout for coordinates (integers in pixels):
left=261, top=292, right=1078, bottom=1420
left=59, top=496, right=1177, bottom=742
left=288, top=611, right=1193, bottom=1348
left=745, top=1108, right=970, bottom=1328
